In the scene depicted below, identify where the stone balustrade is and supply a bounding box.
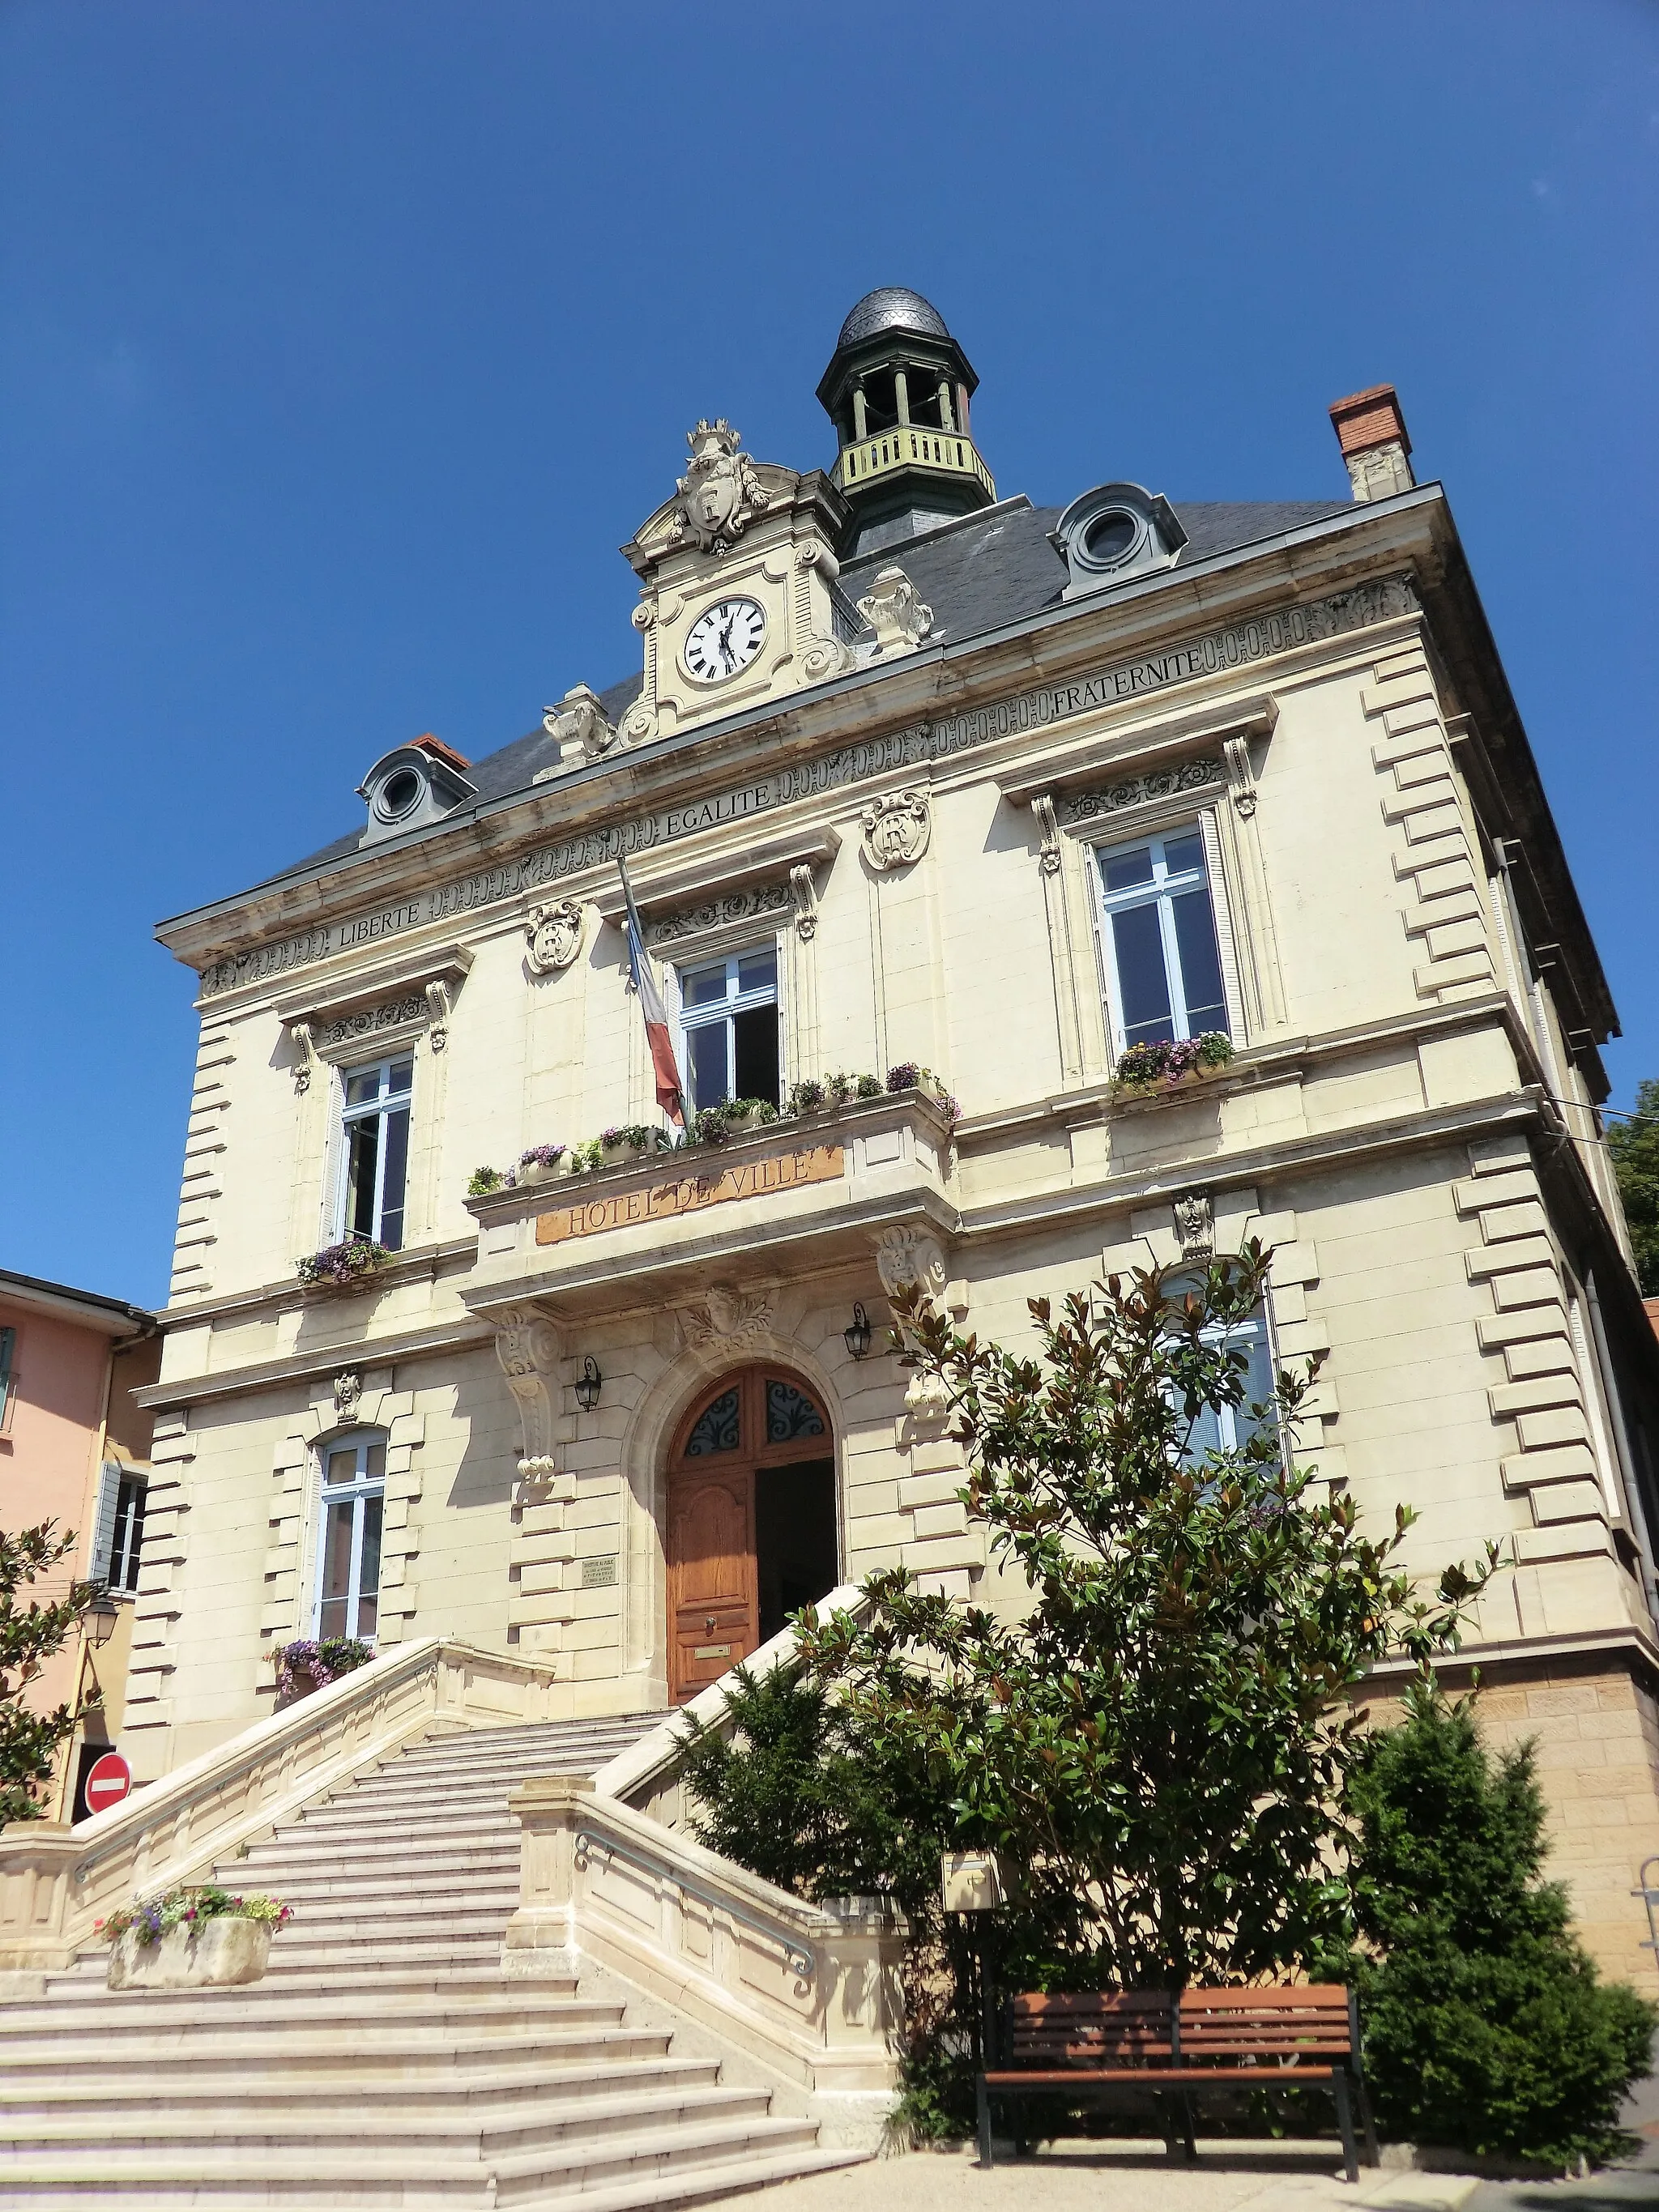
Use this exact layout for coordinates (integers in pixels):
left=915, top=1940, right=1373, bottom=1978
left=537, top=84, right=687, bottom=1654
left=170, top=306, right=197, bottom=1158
left=504, top=1774, right=906, bottom=2099
left=0, top=1636, right=561, bottom=1988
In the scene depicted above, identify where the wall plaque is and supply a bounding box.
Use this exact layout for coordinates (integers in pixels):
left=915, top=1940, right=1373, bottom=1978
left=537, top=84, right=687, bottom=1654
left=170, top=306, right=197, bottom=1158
left=535, top=1144, right=844, bottom=1247
left=580, top=1556, right=619, bottom=1589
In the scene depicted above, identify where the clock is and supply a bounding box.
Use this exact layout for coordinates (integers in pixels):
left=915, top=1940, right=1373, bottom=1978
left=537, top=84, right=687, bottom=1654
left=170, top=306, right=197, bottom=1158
left=683, top=597, right=766, bottom=684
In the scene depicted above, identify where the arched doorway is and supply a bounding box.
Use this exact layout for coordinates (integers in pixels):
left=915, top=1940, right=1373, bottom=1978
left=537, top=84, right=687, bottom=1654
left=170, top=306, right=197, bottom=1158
left=665, top=1367, right=838, bottom=1704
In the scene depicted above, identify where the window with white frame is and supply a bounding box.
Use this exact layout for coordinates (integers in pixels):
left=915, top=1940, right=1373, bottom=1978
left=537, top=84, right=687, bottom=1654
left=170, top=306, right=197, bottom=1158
left=315, top=1434, right=384, bottom=1643
left=677, top=947, right=780, bottom=1113
left=1162, top=1276, right=1280, bottom=1469
left=1094, top=827, right=1230, bottom=1055
left=337, top=1056, right=413, bottom=1251
left=89, top=1462, right=148, bottom=1596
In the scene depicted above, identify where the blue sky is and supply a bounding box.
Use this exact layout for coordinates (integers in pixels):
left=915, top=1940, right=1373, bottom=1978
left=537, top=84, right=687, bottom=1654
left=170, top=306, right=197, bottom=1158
left=2, top=2, right=1656, bottom=1308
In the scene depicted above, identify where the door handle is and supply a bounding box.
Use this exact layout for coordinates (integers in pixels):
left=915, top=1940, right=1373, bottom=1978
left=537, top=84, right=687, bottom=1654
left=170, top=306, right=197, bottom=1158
left=706, top=1617, right=717, bottom=1633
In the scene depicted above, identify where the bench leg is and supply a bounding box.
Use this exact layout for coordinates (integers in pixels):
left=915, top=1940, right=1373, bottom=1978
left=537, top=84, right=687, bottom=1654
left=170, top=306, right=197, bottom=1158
left=1332, top=2070, right=1358, bottom=2185
left=1355, top=2074, right=1380, bottom=2168
left=1160, top=2094, right=1179, bottom=2161
left=1182, top=2091, right=1197, bottom=2163
left=976, top=2076, right=994, bottom=2169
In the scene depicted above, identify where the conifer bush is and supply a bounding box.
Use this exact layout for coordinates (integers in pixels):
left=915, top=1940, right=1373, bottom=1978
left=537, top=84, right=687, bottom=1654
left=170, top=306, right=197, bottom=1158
left=1346, top=1682, right=1655, bottom=2170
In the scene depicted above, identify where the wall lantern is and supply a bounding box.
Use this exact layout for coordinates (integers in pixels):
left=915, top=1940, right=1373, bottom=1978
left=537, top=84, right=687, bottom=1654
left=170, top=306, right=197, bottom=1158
left=83, top=1592, right=120, bottom=1648
left=574, top=1357, right=603, bottom=1412
left=843, top=1302, right=872, bottom=1361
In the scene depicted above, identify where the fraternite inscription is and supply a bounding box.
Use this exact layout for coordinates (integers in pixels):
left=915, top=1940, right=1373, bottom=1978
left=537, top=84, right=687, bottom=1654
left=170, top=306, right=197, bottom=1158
left=535, top=1144, right=845, bottom=1246
left=202, top=576, right=1418, bottom=996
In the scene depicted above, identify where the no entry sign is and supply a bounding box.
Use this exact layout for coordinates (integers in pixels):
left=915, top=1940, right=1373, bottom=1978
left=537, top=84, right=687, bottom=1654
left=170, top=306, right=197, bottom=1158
left=83, top=1750, right=132, bottom=1814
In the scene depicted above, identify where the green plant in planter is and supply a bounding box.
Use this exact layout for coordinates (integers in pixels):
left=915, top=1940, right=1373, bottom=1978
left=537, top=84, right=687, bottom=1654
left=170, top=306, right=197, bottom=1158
left=96, top=1882, right=294, bottom=1946
left=467, top=1166, right=502, bottom=1196
left=1113, top=1033, right=1234, bottom=1093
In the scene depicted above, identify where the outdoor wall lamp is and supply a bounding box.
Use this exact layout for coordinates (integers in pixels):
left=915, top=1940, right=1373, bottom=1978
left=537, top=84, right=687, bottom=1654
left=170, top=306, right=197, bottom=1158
left=574, top=1357, right=603, bottom=1411
left=843, top=1302, right=872, bottom=1361
left=84, top=1591, right=120, bottom=1648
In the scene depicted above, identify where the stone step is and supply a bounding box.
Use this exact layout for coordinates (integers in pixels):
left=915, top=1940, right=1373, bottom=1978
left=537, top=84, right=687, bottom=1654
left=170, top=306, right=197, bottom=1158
left=0, top=2112, right=824, bottom=2206
left=247, top=1885, right=520, bottom=1922
left=0, top=2055, right=724, bottom=2123
left=0, top=2023, right=676, bottom=2082
left=237, top=1835, right=519, bottom=1871
left=0, top=1989, right=619, bottom=2044
left=0, top=2082, right=773, bottom=2161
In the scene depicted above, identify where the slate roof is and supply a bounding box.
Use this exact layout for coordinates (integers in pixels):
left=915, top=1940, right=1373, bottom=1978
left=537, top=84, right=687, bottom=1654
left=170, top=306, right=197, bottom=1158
left=273, top=496, right=1354, bottom=885
left=835, top=287, right=953, bottom=349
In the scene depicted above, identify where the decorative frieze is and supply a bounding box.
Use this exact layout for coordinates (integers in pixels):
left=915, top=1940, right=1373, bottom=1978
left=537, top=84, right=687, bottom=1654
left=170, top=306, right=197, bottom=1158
left=678, top=1288, right=774, bottom=1347
left=316, top=996, right=425, bottom=1050
left=646, top=881, right=792, bottom=948
left=1059, top=756, right=1223, bottom=828
left=199, top=575, right=1420, bottom=995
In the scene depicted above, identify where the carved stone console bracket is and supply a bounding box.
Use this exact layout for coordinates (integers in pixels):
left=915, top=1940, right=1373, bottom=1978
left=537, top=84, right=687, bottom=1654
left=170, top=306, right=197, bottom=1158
left=1173, top=1189, right=1214, bottom=1259
left=424, top=979, right=453, bottom=1051
left=494, top=1306, right=563, bottom=1472
left=1223, top=735, right=1258, bottom=818
left=290, top=1022, right=316, bottom=1095
left=789, top=864, right=819, bottom=940
left=1031, top=792, right=1062, bottom=876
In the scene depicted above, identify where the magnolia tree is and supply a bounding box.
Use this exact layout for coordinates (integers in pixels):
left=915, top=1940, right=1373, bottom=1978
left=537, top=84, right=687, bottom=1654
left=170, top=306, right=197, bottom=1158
left=794, top=1243, right=1495, bottom=1988
left=1, top=1521, right=96, bottom=1826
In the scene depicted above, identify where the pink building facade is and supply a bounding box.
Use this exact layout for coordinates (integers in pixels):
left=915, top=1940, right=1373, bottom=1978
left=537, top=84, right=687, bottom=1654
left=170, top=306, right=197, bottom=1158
left=0, top=1271, right=157, bottom=1822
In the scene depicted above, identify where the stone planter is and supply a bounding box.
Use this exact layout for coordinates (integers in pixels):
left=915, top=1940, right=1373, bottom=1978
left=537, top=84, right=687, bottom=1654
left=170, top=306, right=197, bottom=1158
left=518, top=1157, right=565, bottom=1187
left=600, top=1140, right=651, bottom=1166
left=108, top=1917, right=272, bottom=1992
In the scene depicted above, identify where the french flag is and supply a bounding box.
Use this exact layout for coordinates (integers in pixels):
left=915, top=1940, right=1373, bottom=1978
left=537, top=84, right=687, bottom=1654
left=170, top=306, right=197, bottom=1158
left=617, top=858, right=684, bottom=1127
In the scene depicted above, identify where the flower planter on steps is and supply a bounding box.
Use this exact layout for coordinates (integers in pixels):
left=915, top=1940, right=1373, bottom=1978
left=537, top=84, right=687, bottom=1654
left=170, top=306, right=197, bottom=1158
left=107, top=1917, right=272, bottom=1991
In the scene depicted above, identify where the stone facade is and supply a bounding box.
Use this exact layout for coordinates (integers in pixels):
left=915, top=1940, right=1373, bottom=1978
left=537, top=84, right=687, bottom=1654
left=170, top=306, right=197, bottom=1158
left=134, top=319, right=1659, bottom=1982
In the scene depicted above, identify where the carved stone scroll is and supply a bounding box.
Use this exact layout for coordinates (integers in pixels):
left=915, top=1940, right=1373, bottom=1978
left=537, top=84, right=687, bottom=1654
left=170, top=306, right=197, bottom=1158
left=494, top=1306, right=562, bottom=1472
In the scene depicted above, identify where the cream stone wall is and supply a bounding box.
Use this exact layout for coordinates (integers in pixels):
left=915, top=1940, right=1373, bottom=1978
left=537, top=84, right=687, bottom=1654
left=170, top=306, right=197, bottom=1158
left=137, top=509, right=1659, bottom=1980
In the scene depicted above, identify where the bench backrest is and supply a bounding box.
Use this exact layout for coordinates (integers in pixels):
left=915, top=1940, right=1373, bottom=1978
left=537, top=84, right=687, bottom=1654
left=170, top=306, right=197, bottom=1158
left=1177, top=1984, right=1354, bottom=2064
left=1003, top=1984, right=1355, bottom=2069
left=1007, top=1991, right=1175, bottom=2067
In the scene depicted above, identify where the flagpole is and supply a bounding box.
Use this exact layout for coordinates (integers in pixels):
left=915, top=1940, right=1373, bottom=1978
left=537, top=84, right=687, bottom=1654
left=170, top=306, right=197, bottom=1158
left=616, top=857, right=685, bottom=1128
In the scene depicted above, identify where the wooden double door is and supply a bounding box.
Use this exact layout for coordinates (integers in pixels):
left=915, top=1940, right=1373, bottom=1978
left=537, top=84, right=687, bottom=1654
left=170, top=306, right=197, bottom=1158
left=666, top=1366, right=838, bottom=1705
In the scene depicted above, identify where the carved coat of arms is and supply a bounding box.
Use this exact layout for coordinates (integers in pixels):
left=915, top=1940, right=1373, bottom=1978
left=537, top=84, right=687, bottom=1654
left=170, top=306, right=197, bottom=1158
left=526, top=899, right=585, bottom=974
left=670, top=420, right=769, bottom=555
left=861, top=788, right=932, bottom=871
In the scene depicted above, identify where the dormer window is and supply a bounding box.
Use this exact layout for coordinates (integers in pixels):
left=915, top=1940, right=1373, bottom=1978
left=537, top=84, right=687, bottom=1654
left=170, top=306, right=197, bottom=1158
left=1055, top=482, right=1188, bottom=599
left=356, top=734, right=477, bottom=849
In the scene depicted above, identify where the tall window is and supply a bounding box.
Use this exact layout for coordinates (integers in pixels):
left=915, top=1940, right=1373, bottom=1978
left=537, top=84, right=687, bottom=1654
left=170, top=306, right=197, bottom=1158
left=1095, top=829, right=1230, bottom=1054
left=88, top=1460, right=147, bottom=1596
left=315, top=1434, right=384, bottom=1643
left=0, top=1327, right=15, bottom=1433
left=1164, top=1280, right=1278, bottom=1468
left=339, top=1057, right=412, bottom=1250
left=678, top=948, right=780, bottom=1113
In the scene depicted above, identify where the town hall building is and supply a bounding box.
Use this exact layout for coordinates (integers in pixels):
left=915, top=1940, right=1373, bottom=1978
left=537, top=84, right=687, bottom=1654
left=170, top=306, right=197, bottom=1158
left=131, top=288, right=1659, bottom=1975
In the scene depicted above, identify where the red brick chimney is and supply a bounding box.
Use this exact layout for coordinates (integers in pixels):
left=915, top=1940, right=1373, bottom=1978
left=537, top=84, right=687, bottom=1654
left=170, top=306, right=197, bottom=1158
left=411, top=732, right=472, bottom=773
left=1328, top=384, right=1415, bottom=502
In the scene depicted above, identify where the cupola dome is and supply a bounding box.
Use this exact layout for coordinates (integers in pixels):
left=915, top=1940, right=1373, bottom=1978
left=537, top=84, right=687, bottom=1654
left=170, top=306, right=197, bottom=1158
left=817, top=288, right=995, bottom=554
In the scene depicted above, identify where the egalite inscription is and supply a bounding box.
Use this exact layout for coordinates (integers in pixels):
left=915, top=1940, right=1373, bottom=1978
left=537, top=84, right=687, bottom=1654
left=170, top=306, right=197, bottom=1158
left=534, top=1144, right=845, bottom=1246
left=202, top=574, right=1418, bottom=997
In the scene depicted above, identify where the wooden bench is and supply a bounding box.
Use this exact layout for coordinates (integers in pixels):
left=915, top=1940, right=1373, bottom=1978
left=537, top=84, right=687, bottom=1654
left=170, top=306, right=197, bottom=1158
left=976, top=1984, right=1379, bottom=2181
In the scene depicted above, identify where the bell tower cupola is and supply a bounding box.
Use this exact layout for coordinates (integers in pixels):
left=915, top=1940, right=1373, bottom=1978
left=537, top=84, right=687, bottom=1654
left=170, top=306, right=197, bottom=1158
left=817, top=288, right=995, bottom=554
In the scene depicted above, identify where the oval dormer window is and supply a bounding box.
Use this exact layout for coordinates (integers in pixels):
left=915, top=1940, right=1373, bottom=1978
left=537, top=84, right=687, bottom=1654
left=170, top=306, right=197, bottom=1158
left=376, top=766, right=424, bottom=823
left=1084, top=509, right=1139, bottom=566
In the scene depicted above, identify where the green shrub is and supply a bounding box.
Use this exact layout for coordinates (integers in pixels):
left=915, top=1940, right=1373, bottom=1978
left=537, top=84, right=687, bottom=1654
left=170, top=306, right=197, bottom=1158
left=1347, top=1682, right=1656, bottom=2168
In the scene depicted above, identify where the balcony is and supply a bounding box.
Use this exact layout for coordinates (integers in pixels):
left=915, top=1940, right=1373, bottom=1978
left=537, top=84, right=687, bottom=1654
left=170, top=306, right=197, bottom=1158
left=462, top=1091, right=958, bottom=1326
left=832, top=426, right=994, bottom=502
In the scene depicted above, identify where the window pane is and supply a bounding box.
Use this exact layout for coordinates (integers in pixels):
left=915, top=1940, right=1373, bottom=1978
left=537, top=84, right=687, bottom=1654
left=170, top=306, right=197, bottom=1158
left=348, top=1117, right=381, bottom=1240
left=388, top=1058, right=414, bottom=1094
left=357, top=1495, right=383, bottom=1638
left=325, top=1447, right=358, bottom=1487
left=321, top=1500, right=356, bottom=1605
left=1103, top=845, right=1155, bottom=893
left=1111, top=903, right=1175, bottom=1046
left=736, top=950, right=777, bottom=996
left=687, top=1025, right=728, bottom=1111
left=378, top=1106, right=410, bottom=1251
left=733, top=1003, right=780, bottom=1107
left=684, top=1387, right=740, bottom=1456
left=766, top=1380, right=826, bottom=1445
left=365, top=1442, right=386, bottom=1482
left=318, top=1595, right=349, bottom=1639
left=345, top=1068, right=382, bottom=1108
left=1182, top=1402, right=1226, bottom=1468
left=1171, top=888, right=1228, bottom=1036
left=1235, top=1330, right=1278, bottom=1450
left=682, top=961, right=727, bottom=1008
left=1162, top=833, right=1205, bottom=879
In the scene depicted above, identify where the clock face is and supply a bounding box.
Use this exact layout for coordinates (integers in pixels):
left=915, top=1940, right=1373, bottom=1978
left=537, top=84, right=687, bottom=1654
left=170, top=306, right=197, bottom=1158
left=683, top=597, right=766, bottom=684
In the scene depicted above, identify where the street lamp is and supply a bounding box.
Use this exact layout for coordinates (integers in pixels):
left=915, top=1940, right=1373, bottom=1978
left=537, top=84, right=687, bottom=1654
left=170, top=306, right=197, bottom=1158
left=574, top=1357, right=603, bottom=1411
left=843, top=1302, right=872, bottom=1361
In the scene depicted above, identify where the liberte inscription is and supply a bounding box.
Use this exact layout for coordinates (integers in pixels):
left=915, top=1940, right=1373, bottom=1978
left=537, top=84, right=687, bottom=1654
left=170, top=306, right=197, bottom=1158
left=202, top=575, right=1418, bottom=996
left=535, top=1144, right=845, bottom=1246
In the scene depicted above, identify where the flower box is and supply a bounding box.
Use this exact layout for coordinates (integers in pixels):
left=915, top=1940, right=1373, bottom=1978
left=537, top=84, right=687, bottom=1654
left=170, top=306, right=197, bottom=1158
left=296, top=1240, right=390, bottom=1294
left=518, top=1148, right=567, bottom=1187
left=1111, top=1034, right=1234, bottom=1098
left=108, top=1916, right=273, bottom=1992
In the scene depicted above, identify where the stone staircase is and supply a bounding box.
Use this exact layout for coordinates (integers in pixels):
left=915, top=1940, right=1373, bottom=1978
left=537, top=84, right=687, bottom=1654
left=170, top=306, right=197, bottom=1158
left=0, top=1716, right=870, bottom=2207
